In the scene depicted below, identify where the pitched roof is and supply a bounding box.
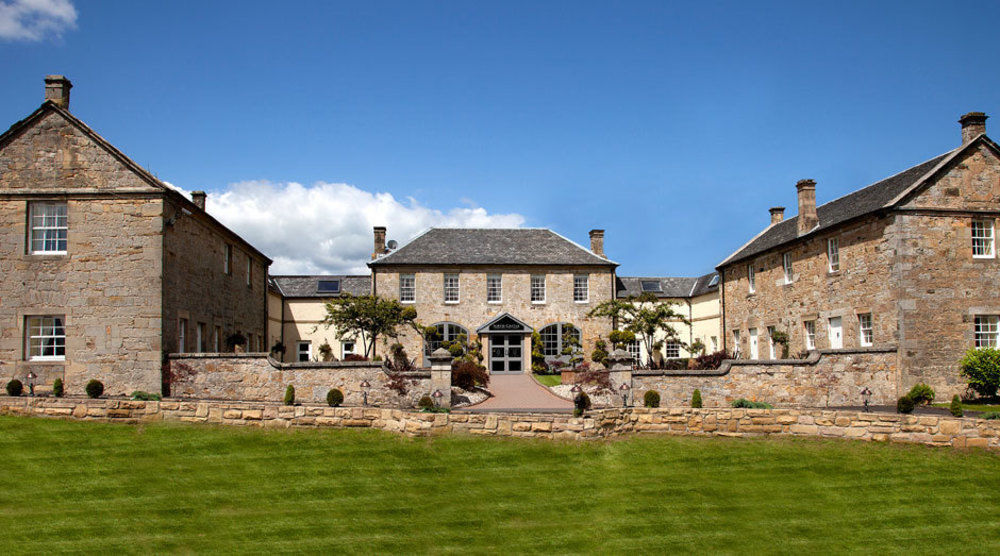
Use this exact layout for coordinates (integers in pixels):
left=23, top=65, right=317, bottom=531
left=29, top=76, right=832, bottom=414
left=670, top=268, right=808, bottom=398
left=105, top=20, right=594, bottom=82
left=368, top=228, right=617, bottom=267
left=270, top=275, right=371, bottom=298
left=616, top=272, right=718, bottom=299
left=718, top=147, right=964, bottom=267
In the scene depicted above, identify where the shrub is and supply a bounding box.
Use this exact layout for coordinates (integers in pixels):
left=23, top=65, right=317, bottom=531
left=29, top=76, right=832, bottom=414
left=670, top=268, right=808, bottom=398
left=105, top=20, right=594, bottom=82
left=418, top=395, right=435, bottom=410
left=896, top=395, right=915, bottom=414
left=6, top=379, right=23, bottom=397
left=574, top=392, right=592, bottom=411
left=85, top=380, right=104, bottom=399
left=694, top=351, right=729, bottom=370
left=326, top=388, right=344, bottom=407
left=949, top=395, right=963, bottom=417
left=591, top=339, right=609, bottom=366
left=452, top=360, right=489, bottom=390
left=959, top=347, right=1000, bottom=398
left=691, top=389, right=703, bottom=408
left=344, top=354, right=368, bottom=362
left=906, top=383, right=935, bottom=405
left=981, top=411, right=1000, bottom=420
left=284, top=385, right=295, bottom=405
left=52, top=378, right=64, bottom=398
left=385, top=343, right=415, bottom=373
left=731, top=398, right=773, bottom=409
left=318, top=342, right=334, bottom=361
left=643, top=390, right=660, bottom=408
left=130, top=391, right=162, bottom=401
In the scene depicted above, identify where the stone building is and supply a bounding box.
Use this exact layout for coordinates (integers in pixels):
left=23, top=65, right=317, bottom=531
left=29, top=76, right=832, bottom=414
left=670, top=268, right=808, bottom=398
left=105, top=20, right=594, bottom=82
left=615, top=273, right=720, bottom=363
left=368, top=227, right=619, bottom=372
left=0, top=76, right=270, bottom=396
left=267, top=275, right=369, bottom=362
left=718, top=112, right=1000, bottom=398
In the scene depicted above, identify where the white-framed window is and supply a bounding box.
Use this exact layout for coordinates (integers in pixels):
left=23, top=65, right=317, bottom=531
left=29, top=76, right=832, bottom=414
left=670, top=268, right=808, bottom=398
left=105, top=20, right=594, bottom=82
left=214, top=326, right=221, bottom=352
left=539, top=323, right=580, bottom=357
left=858, top=313, right=873, bottom=347
left=783, top=252, right=793, bottom=284
left=747, top=264, right=756, bottom=294
left=178, top=318, right=187, bottom=354
left=487, top=274, right=502, bottom=303
left=29, top=202, right=68, bottom=254
left=399, top=274, right=415, bottom=303
left=531, top=275, right=546, bottom=303
left=748, top=328, right=759, bottom=359
left=297, top=341, right=312, bottom=362
left=626, top=340, right=641, bottom=362
left=342, top=341, right=355, bottom=358
left=804, top=320, right=816, bottom=350
left=972, top=219, right=995, bottom=258
left=974, top=315, right=999, bottom=349
left=443, top=273, right=460, bottom=303
left=197, top=323, right=206, bottom=353
left=573, top=275, right=589, bottom=302
left=767, top=326, right=777, bottom=359
left=732, top=330, right=741, bottom=358
left=664, top=342, right=681, bottom=359
left=424, top=322, right=469, bottom=355
left=828, top=237, right=840, bottom=272
left=25, top=315, right=66, bottom=360
left=246, top=256, right=252, bottom=286
left=224, top=244, right=233, bottom=275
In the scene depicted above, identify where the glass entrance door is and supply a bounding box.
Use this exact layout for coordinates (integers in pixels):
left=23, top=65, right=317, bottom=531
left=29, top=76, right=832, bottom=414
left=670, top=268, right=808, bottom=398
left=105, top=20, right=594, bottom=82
left=490, top=334, right=523, bottom=374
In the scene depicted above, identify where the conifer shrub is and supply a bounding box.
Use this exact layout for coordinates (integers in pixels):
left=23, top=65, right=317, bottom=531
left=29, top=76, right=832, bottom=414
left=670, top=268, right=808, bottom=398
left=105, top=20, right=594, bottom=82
left=52, top=378, right=64, bottom=398
left=949, top=395, right=963, bottom=417
left=691, top=389, right=703, bottom=408
left=283, top=385, right=295, bottom=405
left=85, top=380, right=104, bottom=399
left=6, top=379, right=23, bottom=397
left=643, top=390, right=660, bottom=408
left=906, top=383, right=935, bottom=406
left=896, top=395, right=915, bottom=414
left=326, top=388, right=344, bottom=407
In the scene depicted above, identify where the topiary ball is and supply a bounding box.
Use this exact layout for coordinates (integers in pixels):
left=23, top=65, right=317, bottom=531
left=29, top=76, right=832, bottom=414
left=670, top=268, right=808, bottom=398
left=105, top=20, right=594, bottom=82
left=418, top=395, right=434, bottom=410
left=327, top=388, right=344, bottom=407
left=85, top=380, right=104, bottom=399
left=896, top=395, right=915, bottom=414
left=643, top=390, right=661, bottom=408
left=6, top=379, right=24, bottom=397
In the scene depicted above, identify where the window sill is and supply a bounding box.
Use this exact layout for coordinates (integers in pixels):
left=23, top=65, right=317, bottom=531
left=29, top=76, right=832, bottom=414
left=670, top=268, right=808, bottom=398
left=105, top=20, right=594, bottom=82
left=487, top=301, right=502, bottom=304
left=574, top=300, right=590, bottom=304
left=531, top=300, right=546, bottom=305
left=27, top=357, right=65, bottom=363
left=444, top=301, right=459, bottom=305
left=972, top=255, right=996, bottom=260
left=400, top=300, right=415, bottom=304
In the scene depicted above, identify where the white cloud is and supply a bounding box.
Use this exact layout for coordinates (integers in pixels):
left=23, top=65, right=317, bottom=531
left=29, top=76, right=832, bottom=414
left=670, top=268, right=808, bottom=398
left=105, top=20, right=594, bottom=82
left=0, top=0, right=76, bottom=41
left=169, top=180, right=525, bottom=275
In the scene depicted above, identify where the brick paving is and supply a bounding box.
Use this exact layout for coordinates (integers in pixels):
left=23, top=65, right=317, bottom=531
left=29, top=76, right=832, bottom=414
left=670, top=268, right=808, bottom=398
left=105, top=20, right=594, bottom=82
left=463, top=373, right=573, bottom=411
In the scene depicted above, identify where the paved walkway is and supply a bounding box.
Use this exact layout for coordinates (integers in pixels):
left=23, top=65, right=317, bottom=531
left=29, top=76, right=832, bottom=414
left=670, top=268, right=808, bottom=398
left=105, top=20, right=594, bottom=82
left=462, top=373, right=573, bottom=411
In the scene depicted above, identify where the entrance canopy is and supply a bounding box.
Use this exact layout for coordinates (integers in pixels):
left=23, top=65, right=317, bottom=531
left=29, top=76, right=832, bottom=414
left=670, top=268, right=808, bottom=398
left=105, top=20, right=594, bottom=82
left=476, top=313, right=533, bottom=335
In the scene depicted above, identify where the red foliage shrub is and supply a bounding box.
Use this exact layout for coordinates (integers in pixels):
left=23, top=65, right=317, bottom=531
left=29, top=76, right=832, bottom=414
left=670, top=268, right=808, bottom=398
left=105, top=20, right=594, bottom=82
left=344, top=354, right=368, bottom=362
left=452, top=360, right=489, bottom=390
left=694, top=350, right=730, bottom=370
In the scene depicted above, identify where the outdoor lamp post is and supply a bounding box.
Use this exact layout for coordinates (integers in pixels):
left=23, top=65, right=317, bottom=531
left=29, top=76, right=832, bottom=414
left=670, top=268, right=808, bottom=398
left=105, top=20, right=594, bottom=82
left=860, top=387, right=872, bottom=412
left=432, top=389, right=444, bottom=408
left=26, top=371, right=37, bottom=397
left=619, top=382, right=631, bottom=407
left=360, top=379, right=371, bottom=406
left=570, top=384, right=582, bottom=395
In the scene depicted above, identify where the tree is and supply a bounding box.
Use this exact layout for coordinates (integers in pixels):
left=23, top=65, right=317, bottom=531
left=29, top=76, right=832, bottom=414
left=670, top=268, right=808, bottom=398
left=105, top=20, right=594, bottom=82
left=588, top=292, right=688, bottom=367
left=318, top=294, right=417, bottom=358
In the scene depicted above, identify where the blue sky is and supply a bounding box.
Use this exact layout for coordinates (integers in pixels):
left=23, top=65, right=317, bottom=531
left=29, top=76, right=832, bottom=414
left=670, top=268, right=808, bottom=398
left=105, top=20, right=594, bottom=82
left=2, top=1, right=999, bottom=275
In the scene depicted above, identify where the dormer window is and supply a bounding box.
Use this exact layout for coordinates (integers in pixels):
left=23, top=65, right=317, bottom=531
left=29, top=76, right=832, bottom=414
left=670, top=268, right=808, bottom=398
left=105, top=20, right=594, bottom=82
left=640, top=280, right=662, bottom=293
left=317, top=279, right=341, bottom=294
left=708, top=274, right=719, bottom=287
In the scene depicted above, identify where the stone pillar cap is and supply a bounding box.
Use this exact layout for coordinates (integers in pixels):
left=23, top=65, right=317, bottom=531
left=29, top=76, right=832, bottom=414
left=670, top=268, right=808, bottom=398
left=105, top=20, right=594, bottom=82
left=607, top=348, right=632, bottom=362
left=428, top=348, right=452, bottom=363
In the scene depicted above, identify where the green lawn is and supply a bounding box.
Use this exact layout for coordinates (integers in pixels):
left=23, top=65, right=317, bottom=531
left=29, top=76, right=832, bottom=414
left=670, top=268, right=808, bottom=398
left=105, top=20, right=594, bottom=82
left=932, top=401, right=1000, bottom=413
left=533, top=373, right=562, bottom=387
left=1, top=416, right=999, bottom=554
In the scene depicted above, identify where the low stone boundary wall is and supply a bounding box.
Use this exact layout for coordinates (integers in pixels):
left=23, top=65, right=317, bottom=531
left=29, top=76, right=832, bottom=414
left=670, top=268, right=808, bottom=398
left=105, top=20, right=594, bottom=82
left=631, top=348, right=898, bottom=407
left=167, top=354, right=435, bottom=407
left=2, top=396, right=996, bottom=450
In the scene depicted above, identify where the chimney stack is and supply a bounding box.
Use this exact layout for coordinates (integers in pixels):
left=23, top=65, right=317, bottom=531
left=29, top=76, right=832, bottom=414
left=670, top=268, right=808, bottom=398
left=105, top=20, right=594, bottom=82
left=191, top=191, right=207, bottom=210
left=769, top=207, right=785, bottom=225
left=959, top=111, right=988, bottom=144
left=372, top=226, right=387, bottom=260
left=796, top=179, right=818, bottom=235
left=589, top=229, right=605, bottom=257
left=44, top=75, right=72, bottom=109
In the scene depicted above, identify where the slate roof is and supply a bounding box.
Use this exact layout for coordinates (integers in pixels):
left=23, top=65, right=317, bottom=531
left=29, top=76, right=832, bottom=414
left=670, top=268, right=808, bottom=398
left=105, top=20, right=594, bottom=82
left=718, top=150, right=960, bottom=267
left=271, top=275, right=371, bottom=298
left=616, top=272, right=719, bottom=299
left=368, top=228, right=617, bottom=267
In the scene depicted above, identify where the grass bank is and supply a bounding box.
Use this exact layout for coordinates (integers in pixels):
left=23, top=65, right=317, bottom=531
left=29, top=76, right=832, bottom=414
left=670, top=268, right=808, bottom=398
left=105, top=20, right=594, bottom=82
left=0, top=416, right=998, bottom=553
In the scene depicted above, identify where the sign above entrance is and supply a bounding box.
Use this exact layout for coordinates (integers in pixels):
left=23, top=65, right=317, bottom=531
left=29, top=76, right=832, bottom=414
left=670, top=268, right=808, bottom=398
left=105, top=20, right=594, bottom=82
left=476, top=313, right=534, bottom=334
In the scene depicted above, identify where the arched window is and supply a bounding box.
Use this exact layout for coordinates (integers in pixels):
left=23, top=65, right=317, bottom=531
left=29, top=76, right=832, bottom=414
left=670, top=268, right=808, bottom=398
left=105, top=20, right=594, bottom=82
left=538, top=323, right=581, bottom=358
left=424, top=322, right=469, bottom=355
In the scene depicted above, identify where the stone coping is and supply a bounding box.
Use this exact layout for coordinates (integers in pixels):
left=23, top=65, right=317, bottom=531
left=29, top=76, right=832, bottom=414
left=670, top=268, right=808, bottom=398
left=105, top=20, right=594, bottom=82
left=633, top=346, right=898, bottom=377
left=168, top=353, right=431, bottom=377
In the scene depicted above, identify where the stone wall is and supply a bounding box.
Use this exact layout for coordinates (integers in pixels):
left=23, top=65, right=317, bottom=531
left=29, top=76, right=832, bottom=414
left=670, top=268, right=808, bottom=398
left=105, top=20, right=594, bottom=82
left=631, top=348, right=898, bottom=407
left=2, top=397, right=997, bottom=450
left=167, top=353, right=434, bottom=407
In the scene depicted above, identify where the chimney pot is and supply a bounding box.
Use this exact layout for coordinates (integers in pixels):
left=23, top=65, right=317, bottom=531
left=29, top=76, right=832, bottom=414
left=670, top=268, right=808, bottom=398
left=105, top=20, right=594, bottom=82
left=959, top=111, right=988, bottom=144
left=769, top=207, right=785, bottom=224
left=589, top=229, right=605, bottom=257
left=44, top=75, right=72, bottom=109
left=191, top=191, right=207, bottom=210
left=372, top=226, right=387, bottom=260
left=796, top=179, right=818, bottom=236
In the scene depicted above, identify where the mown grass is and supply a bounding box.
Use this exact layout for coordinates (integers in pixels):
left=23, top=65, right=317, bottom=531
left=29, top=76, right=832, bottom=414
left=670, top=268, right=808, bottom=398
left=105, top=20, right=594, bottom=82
left=533, top=373, right=562, bottom=387
left=0, top=416, right=998, bottom=554
left=932, top=401, right=1000, bottom=413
